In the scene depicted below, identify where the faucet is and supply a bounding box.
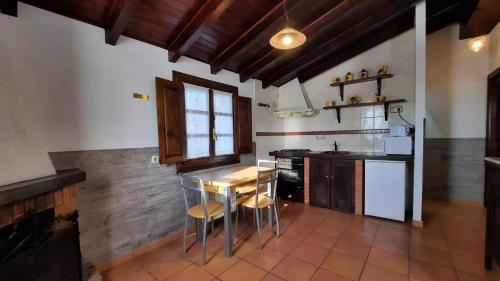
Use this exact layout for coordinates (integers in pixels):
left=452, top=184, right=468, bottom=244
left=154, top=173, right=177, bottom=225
left=333, top=141, right=338, bottom=152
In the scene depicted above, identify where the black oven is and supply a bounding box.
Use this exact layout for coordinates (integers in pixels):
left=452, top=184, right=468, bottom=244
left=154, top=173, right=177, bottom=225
left=277, top=157, right=304, bottom=203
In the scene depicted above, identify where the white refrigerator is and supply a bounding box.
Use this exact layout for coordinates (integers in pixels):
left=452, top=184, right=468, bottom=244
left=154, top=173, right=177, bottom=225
left=364, top=160, right=407, bottom=221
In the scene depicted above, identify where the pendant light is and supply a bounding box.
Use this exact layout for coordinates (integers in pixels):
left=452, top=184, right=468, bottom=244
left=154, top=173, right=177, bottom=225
left=269, top=0, right=306, bottom=50
left=468, top=8, right=487, bottom=53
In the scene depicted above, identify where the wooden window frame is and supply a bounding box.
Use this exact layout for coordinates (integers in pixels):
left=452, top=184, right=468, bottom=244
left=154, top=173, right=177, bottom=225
left=173, top=71, right=240, bottom=173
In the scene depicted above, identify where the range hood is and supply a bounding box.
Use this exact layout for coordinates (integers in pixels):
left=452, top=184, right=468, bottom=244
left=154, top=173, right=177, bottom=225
left=271, top=79, right=319, bottom=118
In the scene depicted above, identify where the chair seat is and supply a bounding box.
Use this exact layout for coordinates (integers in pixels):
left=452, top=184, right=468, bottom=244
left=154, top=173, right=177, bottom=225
left=238, top=195, right=274, bottom=209
left=187, top=200, right=224, bottom=219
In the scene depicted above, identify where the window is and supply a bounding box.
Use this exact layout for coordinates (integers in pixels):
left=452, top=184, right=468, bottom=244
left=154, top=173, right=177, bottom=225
left=173, top=72, right=239, bottom=172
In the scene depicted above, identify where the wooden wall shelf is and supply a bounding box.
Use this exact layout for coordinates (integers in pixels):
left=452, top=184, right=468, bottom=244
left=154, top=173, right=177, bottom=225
left=330, top=74, right=394, bottom=101
left=323, top=99, right=406, bottom=123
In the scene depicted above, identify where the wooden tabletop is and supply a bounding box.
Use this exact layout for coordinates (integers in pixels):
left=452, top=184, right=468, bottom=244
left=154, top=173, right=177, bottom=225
left=193, top=165, right=272, bottom=189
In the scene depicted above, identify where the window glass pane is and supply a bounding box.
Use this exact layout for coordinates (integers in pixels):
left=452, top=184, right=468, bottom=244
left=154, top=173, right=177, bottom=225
left=184, top=83, right=210, bottom=159
left=213, top=90, right=234, bottom=156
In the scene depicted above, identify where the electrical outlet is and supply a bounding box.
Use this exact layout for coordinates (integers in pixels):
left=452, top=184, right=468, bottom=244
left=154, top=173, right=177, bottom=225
left=390, top=106, right=403, bottom=113
left=151, top=155, right=160, bottom=164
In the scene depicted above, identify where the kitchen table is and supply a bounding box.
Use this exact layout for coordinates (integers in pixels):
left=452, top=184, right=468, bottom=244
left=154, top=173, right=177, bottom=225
left=192, top=165, right=274, bottom=256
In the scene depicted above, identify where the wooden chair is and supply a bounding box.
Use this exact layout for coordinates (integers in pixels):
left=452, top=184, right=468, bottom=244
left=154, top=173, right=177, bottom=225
left=180, top=175, right=224, bottom=264
left=234, top=160, right=280, bottom=248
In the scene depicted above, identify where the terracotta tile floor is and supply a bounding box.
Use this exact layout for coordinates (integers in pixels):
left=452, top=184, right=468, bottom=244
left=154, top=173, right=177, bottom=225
left=102, top=200, right=500, bottom=281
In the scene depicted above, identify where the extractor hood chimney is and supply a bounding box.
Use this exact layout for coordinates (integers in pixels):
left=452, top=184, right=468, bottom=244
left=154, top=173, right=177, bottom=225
left=272, top=78, right=319, bottom=118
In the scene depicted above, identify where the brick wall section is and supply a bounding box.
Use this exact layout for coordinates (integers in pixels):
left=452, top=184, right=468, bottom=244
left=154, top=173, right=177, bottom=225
left=304, top=157, right=310, bottom=205
left=49, top=148, right=256, bottom=269
left=355, top=160, right=364, bottom=215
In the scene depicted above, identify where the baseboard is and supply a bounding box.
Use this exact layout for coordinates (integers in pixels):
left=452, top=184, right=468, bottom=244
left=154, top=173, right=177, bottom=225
left=412, top=220, right=424, bottom=228
left=96, top=227, right=192, bottom=273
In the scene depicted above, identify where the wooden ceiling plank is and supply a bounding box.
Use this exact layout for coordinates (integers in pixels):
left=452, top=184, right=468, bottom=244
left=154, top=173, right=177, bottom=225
left=261, top=0, right=418, bottom=88
left=1, top=0, right=17, bottom=17
left=209, top=0, right=301, bottom=75
left=167, top=0, right=233, bottom=63
left=105, top=0, right=141, bottom=45
left=297, top=15, right=414, bottom=85
left=238, top=0, right=360, bottom=83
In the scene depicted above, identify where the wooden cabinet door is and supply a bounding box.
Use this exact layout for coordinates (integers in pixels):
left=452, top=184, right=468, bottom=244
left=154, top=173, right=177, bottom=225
left=155, top=77, right=187, bottom=164
left=310, top=158, right=331, bottom=209
left=331, top=160, right=355, bottom=213
left=238, top=96, right=252, bottom=154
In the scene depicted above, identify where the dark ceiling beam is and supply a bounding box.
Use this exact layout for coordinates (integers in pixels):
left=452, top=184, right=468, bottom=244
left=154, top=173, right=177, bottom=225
left=426, top=0, right=478, bottom=36
left=0, top=0, right=17, bottom=17
left=209, top=0, right=300, bottom=75
left=261, top=0, right=418, bottom=88
left=238, top=0, right=362, bottom=83
left=297, top=15, right=414, bottom=85
left=168, top=0, right=233, bottom=63
left=104, top=0, right=140, bottom=45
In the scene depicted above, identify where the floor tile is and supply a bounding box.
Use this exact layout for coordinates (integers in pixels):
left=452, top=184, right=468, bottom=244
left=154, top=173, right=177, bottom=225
left=341, top=228, right=375, bottom=246
left=139, top=249, right=191, bottom=281
left=409, top=258, right=458, bottom=281
left=377, top=226, right=410, bottom=242
left=219, top=260, right=267, bottom=281
left=165, top=264, right=214, bottom=281
left=303, top=230, right=339, bottom=250
left=349, top=219, right=380, bottom=235
left=283, top=223, right=314, bottom=240
left=333, top=239, right=371, bottom=261
left=102, top=260, right=152, bottom=281
left=261, top=273, right=286, bottom=281
left=198, top=250, right=240, bottom=276
left=367, top=248, right=409, bottom=274
left=244, top=246, right=286, bottom=271
left=272, top=256, right=318, bottom=281
left=410, top=244, right=453, bottom=268
left=451, top=252, right=500, bottom=280
left=310, top=269, right=353, bottom=281
left=233, top=238, right=258, bottom=258
left=373, top=235, right=409, bottom=256
left=289, top=241, right=330, bottom=266
left=360, top=263, right=408, bottom=281
left=265, top=235, right=301, bottom=254
left=321, top=252, right=365, bottom=280
left=456, top=271, right=490, bottom=281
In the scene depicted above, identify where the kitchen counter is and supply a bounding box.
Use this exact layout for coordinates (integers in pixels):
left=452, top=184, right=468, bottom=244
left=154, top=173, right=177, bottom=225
left=270, top=150, right=414, bottom=162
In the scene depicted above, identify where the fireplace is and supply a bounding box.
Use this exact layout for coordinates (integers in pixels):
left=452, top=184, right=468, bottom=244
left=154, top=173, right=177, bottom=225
left=0, top=169, right=86, bottom=281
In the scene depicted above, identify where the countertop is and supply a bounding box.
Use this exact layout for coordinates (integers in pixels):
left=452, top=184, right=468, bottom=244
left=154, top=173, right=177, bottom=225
left=270, top=150, right=414, bottom=162
left=0, top=169, right=86, bottom=206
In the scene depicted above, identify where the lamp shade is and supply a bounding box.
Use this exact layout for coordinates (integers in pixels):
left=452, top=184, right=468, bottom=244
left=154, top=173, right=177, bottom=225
left=269, top=27, right=306, bottom=50
left=468, top=36, right=487, bottom=52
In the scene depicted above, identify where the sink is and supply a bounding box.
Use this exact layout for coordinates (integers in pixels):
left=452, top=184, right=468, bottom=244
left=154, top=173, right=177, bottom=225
left=321, top=151, right=350, bottom=154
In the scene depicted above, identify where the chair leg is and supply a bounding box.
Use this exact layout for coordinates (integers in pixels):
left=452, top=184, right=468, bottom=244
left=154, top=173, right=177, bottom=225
left=256, top=208, right=262, bottom=249
left=273, top=203, right=280, bottom=237
left=183, top=213, right=188, bottom=253
left=211, top=219, right=215, bottom=238
left=202, top=218, right=207, bottom=265
left=235, top=205, right=239, bottom=238
left=260, top=207, right=263, bottom=227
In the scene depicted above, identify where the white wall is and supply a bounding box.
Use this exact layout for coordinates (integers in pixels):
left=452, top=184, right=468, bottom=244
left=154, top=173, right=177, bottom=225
left=0, top=3, right=255, bottom=155
left=426, top=24, right=489, bottom=138
left=255, top=29, right=416, bottom=157
left=490, top=22, right=500, bottom=72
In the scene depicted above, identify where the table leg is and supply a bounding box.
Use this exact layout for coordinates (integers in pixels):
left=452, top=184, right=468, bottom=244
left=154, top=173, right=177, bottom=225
left=223, top=186, right=233, bottom=256
left=267, top=181, right=273, bottom=228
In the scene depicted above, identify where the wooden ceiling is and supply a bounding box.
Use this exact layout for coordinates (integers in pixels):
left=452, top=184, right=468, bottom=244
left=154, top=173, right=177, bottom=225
left=1, top=0, right=479, bottom=88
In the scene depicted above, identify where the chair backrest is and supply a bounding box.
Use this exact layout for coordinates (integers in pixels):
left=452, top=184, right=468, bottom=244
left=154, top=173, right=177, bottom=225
left=255, top=160, right=279, bottom=204
left=180, top=174, right=209, bottom=219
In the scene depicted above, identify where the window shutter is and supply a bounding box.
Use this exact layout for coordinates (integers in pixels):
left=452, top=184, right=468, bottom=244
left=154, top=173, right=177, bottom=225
left=155, top=77, right=187, bottom=163
left=238, top=96, right=252, bottom=154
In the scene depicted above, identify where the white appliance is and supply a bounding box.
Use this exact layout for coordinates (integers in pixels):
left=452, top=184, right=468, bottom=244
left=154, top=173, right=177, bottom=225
left=390, top=125, right=411, bottom=137
left=384, top=136, right=413, bottom=155
left=364, top=160, right=407, bottom=221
